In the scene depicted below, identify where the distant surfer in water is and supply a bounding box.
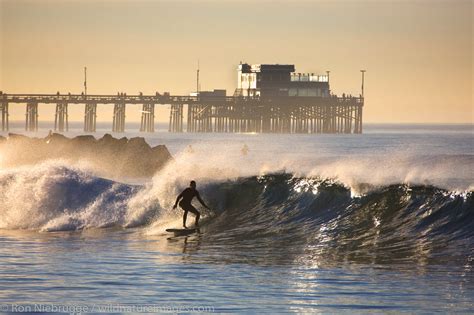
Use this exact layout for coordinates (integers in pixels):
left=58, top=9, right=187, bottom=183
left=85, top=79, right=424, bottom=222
left=173, top=180, right=210, bottom=228
left=241, top=144, right=249, bottom=156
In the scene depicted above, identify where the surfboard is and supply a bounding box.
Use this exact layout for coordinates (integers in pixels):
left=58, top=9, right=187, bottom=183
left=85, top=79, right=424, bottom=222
left=166, top=228, right=198, bottom=236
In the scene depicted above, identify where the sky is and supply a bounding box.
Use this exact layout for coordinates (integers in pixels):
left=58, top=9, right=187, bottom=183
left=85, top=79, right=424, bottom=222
left=0, top=0, right=472, bottom=123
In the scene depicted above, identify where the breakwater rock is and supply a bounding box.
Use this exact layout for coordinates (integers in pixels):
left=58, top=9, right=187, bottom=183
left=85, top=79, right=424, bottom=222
left=0, top=133, right=172, bottom=179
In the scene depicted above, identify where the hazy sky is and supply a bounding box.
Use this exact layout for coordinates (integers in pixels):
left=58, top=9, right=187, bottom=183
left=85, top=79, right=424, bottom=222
left=1, top=0, right=472, bottom=123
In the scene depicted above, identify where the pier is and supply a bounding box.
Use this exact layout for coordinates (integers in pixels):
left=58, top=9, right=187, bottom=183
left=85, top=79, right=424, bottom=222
left=0, top=92, right=363, bottom=134
left=0, top=63, right=365, bottom=134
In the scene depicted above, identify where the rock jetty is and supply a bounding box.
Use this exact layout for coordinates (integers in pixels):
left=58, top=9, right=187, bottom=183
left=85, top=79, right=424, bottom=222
left=0, top=133, right=172, bottom=178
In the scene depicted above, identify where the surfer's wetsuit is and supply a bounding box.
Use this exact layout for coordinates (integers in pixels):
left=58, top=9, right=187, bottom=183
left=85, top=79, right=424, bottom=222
left=174, top=187, right=209, bottom=227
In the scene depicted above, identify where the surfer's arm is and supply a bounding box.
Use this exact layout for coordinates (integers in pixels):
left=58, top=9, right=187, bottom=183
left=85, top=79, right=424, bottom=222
left=173, top=192, right=183, bottom=209
left=196, top=192, right=210, bottom=209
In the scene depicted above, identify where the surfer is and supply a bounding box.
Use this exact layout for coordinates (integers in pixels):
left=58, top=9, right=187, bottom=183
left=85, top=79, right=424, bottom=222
left=173, top=180, right=210, bottom=228
left=186, top=144, right=195, bottom=154
left=241, top=144, right=249, bottom=156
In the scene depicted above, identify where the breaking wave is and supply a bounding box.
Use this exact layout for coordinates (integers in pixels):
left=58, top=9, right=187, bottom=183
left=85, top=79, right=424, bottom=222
left=0, top=163, right=472, bottom=264
left=0, top=162, right=156, bottom=231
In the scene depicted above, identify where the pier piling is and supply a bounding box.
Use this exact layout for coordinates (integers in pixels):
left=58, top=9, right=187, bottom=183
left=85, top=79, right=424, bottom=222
left=0, top=101, right=8, bottom=131
left=112, top=103, right=126, bottom=133
left=25, top=102, right=38, bottom=132
left=140, top=103, right=155, bottom=132
left=54, top=103, right=69, bottom=132
left=84, top=103, right=97, bottom=132
left=169, top=104, right=183, bottom=132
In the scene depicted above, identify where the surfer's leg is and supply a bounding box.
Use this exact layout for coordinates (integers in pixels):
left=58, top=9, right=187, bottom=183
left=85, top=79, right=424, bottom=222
left=188, top=206, right=200, bottom=226
left=183, top=210, right=188, bottom=228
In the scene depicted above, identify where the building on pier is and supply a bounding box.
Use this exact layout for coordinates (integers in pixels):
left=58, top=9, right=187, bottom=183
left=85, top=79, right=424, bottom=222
left=235, top=63, right=330, bottom=98
left=190, top=89, right=227, bottom=101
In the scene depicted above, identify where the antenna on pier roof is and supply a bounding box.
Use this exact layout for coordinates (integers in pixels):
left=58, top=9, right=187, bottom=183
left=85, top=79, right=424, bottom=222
left=360, top=70, right=366, bottom=98
left=196, top=60, right=200, bottom=93
left=326, top=70, right=331, bottom=95
left=84, top=67, right=87, bottom=96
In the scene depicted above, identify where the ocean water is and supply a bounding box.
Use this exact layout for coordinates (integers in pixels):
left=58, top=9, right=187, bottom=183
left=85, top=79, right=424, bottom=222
left=0, top=122, right=473, bottom=313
